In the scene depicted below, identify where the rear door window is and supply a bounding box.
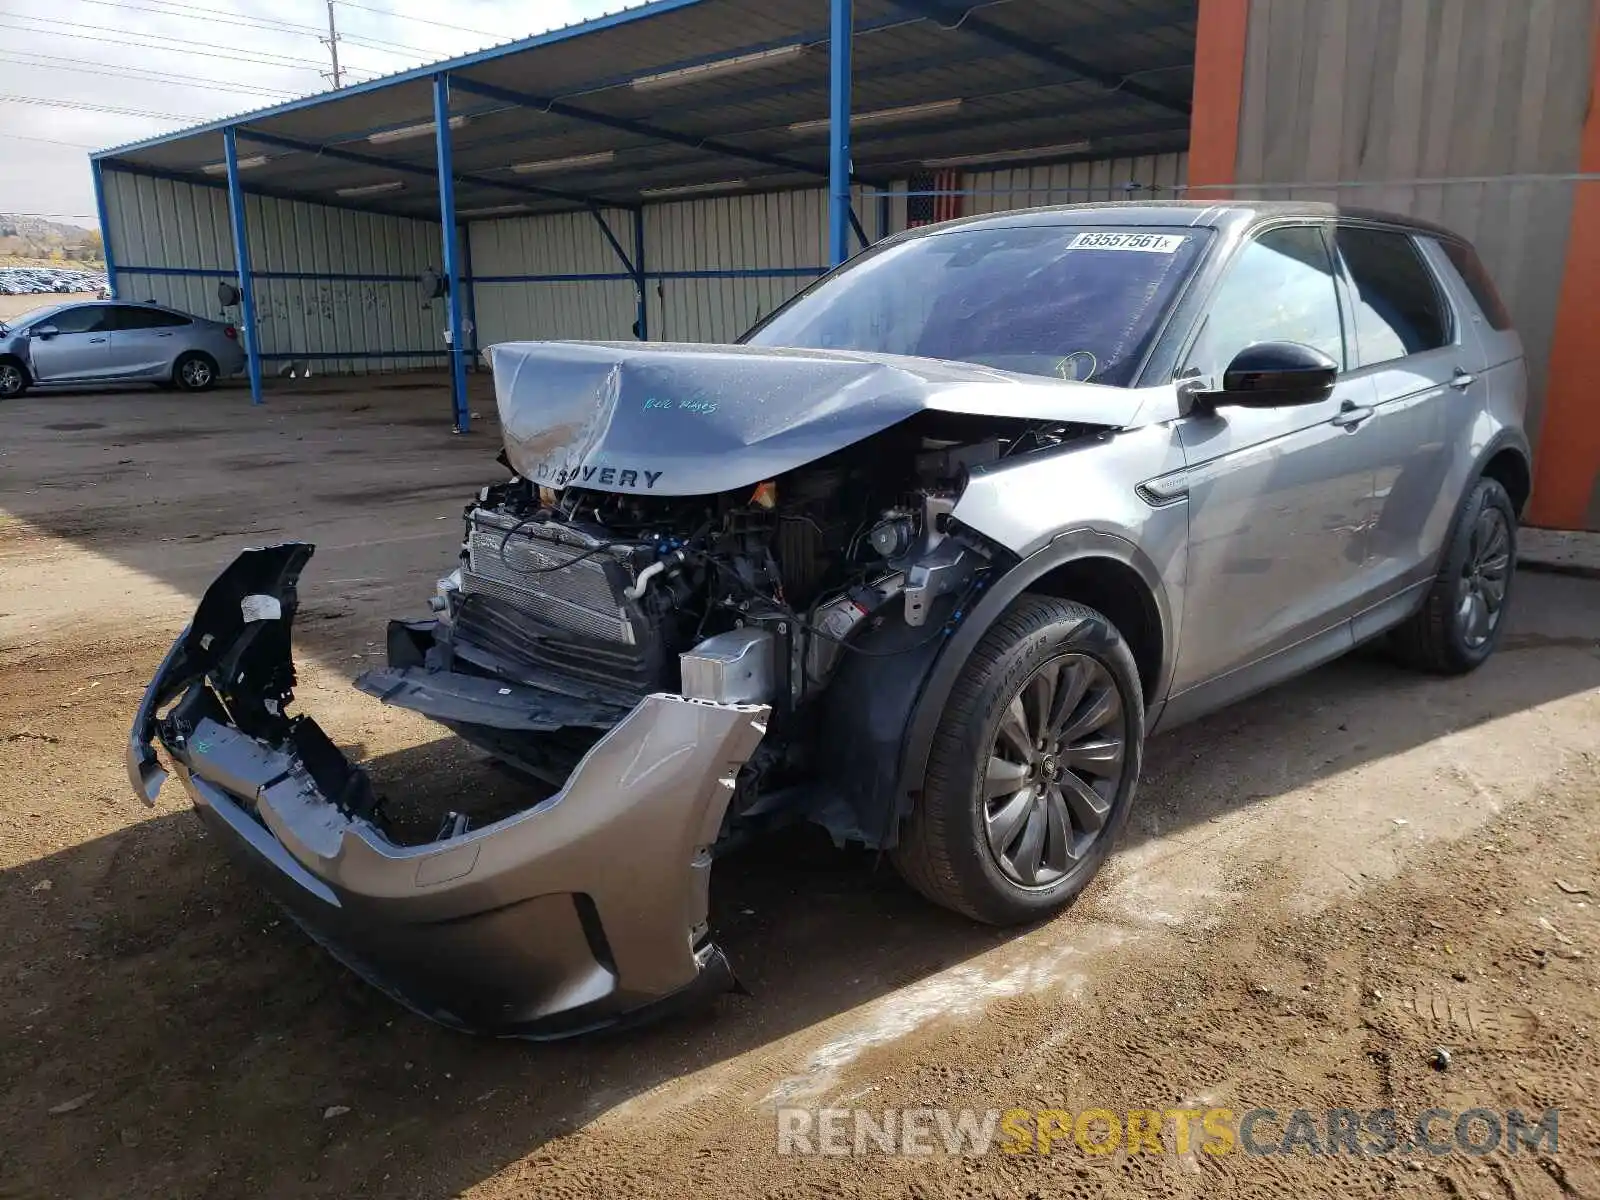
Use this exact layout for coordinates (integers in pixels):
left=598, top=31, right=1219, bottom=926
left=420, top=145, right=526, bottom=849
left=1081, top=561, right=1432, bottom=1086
left=114, top=306, right=191, bottom=330
left=1336, top=227, right=1452, bottom=366
left=1439, top=240, right=1514, bottom=330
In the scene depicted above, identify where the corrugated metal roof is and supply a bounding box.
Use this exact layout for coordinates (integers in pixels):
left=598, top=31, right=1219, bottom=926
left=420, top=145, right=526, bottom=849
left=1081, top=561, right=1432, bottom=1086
left=94, top=0, right=1195, bottom=221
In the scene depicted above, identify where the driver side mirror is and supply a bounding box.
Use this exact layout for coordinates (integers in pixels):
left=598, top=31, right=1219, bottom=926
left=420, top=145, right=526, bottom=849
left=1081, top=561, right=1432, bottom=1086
left=1197, top=341, right=1337, bottom=409
left=32, top=324, right=60, bottom=339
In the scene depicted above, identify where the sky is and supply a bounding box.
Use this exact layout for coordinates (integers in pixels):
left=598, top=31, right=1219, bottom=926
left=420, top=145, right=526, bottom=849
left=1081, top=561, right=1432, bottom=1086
left=0, top=0, right=622, bottom=227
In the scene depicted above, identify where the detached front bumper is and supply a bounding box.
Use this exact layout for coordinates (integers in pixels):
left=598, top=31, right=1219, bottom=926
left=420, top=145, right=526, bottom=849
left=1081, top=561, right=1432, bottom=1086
left=128, top=544, right=769, bottom=1037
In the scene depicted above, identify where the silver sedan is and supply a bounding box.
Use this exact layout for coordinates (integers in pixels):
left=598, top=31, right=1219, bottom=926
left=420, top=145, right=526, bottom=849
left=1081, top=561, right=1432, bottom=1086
left=0, top=300, right=247, bottom=399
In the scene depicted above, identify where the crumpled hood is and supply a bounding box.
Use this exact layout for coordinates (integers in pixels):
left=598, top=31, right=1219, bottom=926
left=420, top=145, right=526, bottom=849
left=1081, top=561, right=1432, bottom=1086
left=488, top=340, right=1145, bottom=496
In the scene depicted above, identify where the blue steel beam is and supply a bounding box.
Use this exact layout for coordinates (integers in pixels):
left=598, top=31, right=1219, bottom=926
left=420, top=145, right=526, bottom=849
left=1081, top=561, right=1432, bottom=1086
left=90, top=159, right=118, bottom=298
left=449, top=77, right=841, bottom=182
left=587, top=207, right=637, bottom=276
left=434, top=74, right=469, bottom=433
left=847, top=204, right=869, bottom=253
left=882, top=0, right=1191, bottom=117
left=237, top=129, right=613, bottom=209
left=222, top=127, right=264, bottom=406
left=98, top=159, right=421, bottom=221
left=852, top=117, right=1192, bottom=172
left=828, top=0, right=853, bottom=266
left=626, top=10, right=1198, bottom=125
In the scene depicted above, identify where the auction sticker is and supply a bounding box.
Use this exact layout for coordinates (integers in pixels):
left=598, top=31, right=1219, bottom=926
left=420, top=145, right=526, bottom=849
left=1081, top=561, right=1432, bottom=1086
left=1068, top=231, right=1187, bottom=253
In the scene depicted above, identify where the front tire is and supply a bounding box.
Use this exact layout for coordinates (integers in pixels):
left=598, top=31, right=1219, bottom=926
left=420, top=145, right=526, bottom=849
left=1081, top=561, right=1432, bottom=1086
left=0, top=357, right=28, bottom=400
left=173, top=351, right=218, bottom=393
left=891, top=595, right=1145, bottom=925
left=1391, top=477, right=1516, bottom=674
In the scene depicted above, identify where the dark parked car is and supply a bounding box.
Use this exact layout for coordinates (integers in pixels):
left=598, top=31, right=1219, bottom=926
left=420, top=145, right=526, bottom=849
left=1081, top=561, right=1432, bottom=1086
left=130, top=202, right=1529, bottom=1036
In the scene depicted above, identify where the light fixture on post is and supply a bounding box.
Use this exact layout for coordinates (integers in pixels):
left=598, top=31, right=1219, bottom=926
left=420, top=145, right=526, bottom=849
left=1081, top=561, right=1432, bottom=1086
left=639, top=179, right=748, bottom=199
left=788, top=98, right=962, bottom=135
left=336, top=180, right=405, bottom=197
left=456, top=204, right=530, bottom=218
left=630, top=43, right=804, bottom=91
left=921, top=140, right=1093, bottom=169
left=367, top=115, right=469, bottom=145
left=509, top=150, right=616, bottom=175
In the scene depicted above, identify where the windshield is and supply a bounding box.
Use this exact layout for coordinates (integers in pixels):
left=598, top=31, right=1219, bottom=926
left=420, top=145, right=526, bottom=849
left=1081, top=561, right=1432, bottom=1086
left=744, top=224, right=1209, bottom=385
left=8, top=306, right=61, bottom=334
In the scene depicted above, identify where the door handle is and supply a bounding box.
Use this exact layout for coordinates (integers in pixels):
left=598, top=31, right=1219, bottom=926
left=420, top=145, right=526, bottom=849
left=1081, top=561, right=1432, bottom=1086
left=1331, top=400, right=1375, bottom=429
left=155, top=332, right=174, bottom=338
left=89, top=337, right=107, bottom=344
left=1449, top=368, right=1476, bottom=391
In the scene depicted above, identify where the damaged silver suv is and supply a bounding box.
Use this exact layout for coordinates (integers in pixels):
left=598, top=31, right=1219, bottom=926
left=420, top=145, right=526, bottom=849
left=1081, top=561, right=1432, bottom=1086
left=129, top=203, right=1530, bottom=1037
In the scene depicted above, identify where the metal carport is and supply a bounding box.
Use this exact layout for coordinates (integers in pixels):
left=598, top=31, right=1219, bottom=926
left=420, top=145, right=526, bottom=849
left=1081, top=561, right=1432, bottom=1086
left=90, top=0, right=1198, bottom=431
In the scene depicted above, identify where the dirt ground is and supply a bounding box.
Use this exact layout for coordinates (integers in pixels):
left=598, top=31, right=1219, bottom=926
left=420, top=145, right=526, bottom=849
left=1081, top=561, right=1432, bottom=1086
left=2, top=377, right=1598, bottom=1199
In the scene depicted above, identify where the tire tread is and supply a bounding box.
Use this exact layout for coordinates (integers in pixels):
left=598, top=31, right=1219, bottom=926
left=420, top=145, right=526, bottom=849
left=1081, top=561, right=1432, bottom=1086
left=1391, top=477, right=1515, bottom=675
left=892, top=594, right=1142, bottom=924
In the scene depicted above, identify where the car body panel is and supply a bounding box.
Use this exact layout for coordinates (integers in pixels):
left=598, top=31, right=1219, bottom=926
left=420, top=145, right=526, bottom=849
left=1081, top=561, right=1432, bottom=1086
left=30, top=326, right=114, bottom=381
left=128, top=544, right=770, bottom=1036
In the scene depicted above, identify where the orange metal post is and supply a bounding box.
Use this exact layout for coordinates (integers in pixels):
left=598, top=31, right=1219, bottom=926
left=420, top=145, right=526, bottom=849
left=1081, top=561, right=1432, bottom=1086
left=1530, top=7, right=1600, bottom=529
left=1188, top=0, right=1251, bottom=194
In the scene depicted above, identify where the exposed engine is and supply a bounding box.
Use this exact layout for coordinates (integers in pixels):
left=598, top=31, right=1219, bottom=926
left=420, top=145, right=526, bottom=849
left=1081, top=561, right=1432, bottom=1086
left=376, top=412, right=1088, bottom=826
left=431, top=413, right=1084, bottom=716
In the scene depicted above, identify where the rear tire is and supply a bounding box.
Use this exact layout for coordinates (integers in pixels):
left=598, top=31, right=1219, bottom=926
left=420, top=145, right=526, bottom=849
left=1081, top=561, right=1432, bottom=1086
left=1391, top=476, right=1516, bottom=674
left=173, top=351, right=218, bottom=393
left=891, top=595, right=1145, bottom=925
left=0, top=357, right=28, bottom=400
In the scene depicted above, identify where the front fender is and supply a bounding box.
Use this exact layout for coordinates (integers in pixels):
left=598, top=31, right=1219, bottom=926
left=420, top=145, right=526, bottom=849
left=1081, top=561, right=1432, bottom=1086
left=891, top=528, right=1177, bottom=836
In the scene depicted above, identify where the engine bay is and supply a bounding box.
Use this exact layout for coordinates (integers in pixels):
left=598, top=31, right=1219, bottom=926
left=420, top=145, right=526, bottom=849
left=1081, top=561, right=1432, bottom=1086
left=353, top=410, right=1100, bottom=844
left=441, top=413, right=1090, bottom=698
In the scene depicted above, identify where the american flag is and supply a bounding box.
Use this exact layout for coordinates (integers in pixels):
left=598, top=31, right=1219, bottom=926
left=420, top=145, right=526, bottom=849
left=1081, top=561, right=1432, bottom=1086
left=906, top=169, right=963, bottom=226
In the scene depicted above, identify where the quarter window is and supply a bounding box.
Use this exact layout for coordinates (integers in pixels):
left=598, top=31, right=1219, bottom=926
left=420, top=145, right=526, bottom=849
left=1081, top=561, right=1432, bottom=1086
left=1186, top=225, right=1346, bottom=380
left=1440, top=240, right=1514, bottom=331
left=1336, top=227, right=1451, bottom=365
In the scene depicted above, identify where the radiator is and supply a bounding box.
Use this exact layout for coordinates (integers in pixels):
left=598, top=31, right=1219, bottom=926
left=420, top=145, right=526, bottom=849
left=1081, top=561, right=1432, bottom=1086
left=462, top=508, right=638, bottom=646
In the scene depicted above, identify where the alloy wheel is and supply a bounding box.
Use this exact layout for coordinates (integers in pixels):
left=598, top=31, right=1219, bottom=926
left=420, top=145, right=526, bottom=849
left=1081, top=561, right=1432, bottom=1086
left=1457, top=506, right=1511, bottom=648
left=983, top=652, right=1128, bottom=888
left=0, top=364, right=22, bottom=397
left=182, top=359, right=212, bottom=389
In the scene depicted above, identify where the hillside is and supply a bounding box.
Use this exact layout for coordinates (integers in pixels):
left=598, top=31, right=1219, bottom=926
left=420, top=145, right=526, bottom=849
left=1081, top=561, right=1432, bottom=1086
left=0, top=214, right=103, bottom=266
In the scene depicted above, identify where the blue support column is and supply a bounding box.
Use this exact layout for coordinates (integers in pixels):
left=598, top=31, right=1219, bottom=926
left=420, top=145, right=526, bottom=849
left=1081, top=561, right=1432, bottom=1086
left=459, top=222, right=479, bottom=371
left=90, top=159, right=118, bottom=299
left=828, top=0, right=854, bottom=267
left=222, top=127, right=264, bottom=406
left=632, top=207, right=648, bottom=339
left=433, top=72, right=470, bottom=432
